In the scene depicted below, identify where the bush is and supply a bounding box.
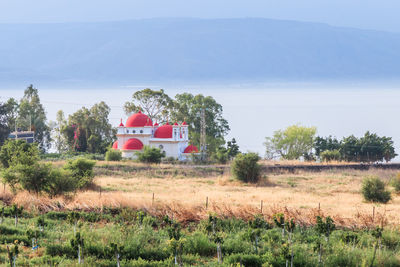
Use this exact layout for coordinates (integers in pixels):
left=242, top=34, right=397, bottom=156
left=362, top=177, right=391, bottom=203
left=391, top=173, right=400, bottom=193
left=231, top=153, right=261, bottom=183
left=320, top=150, right=341, bottom=162
left=105, top=149, right=122, bottom=161
left=0, top=139, right=39, bottom=168
left=136, top=146, right=165, bottom=164
left=225, top=254, right=264, bottom=267
left=45, top=168, right=77, bottom=197
left=184, top=232, right=216, bottom=256
left=212, top=148, right=229, bottom=164
left=63, top=158, right=96, bottom=188
left=15, top=162, right=52, bottom=195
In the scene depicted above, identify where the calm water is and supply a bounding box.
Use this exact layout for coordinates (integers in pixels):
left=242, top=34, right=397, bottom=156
left=1, top=84, right=400, bottom=161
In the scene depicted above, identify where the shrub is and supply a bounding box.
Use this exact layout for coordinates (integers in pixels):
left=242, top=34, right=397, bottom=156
left=63, top=158, right=96, bottom=188
left=225, top=254, right=264, bottom=267
left=45, top=168, right=77, bottom=197
left=212, top=148, right=229, bottom=164
left=231, top=153, right=261, bottom=183
left=136, top=146, right=165, bottom=164
left=391, top=173, right=400, bottom=193
left=320, top=150, right=341, bottom=162
left=105, top=149, right=122, bottom=161
left=15, top=162, right=52, bottom=195
left=184, top=232, right=216, bottom=256
left=0, top=139, right=39, bottom=168
left=362, top=177, right=391, bottom=203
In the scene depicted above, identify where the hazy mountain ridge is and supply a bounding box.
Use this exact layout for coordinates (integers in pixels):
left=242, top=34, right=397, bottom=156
left=1, top=18, right=400, bottom=86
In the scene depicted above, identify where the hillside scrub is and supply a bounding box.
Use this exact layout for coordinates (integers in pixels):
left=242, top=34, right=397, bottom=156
left=63, top=158, right=96, bottom=189
left=1, top=141, right=95, bottom=196
left=231, top=153, right=261, bottom=183
left=362, top=177, right=391, bottom=203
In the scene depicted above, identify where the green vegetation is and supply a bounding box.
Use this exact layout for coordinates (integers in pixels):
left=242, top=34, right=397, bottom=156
left=105, top=148, right=122, bottom=161
left=124, top=88, right=173, bottom=123
left=362, top=177, right=391, bottom=203
left=231, top=153, right=261, bottom=183
left=60, top=101, right=115, bottom=154
left=264, top=124, right=317, bottom=160
left=63, top=158, right=96, bottom=189
left=320, top=149, right=341, bottom=162
left=0, top=208, right=394, bottom=266
left=315, top=132, right=397, bottom=162
left=391, top=173, right=400, bottom=193
left=136, top=145, right=166, bottom=164
left=1, top=141, right=95, bottom=196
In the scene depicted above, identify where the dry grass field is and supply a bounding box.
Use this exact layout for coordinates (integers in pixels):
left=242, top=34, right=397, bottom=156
left=4, top=161, right=400, bottom=228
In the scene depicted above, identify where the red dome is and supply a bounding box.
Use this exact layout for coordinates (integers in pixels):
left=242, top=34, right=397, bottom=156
left=112, top=141, right=118, bottom=149
left=126, top=111, right=152, bottom=127
left=184, top=145, right=199, bottom=153
left=122, top=138, right=143, bottom=150
left=154, top=124, right=173, bottom=138
left=182, top=121, right=188, bottom=126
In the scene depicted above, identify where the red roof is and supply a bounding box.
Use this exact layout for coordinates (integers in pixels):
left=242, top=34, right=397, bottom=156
left=126, top=111, right=152, bottom=127
left=145, top=119, right=153, bottom=126
left=182, top=121, right=188, bottom=126
left=184, top=145, right=199, bottom=153
left=154, top=124, right=173, bottom=138
left=112, top=141, right=118, bottom=149
left=173, top=122, right=178, bottom=126
left=154, top=122, right=159, bottom=126
left=122, top=138, right=143, bottom=150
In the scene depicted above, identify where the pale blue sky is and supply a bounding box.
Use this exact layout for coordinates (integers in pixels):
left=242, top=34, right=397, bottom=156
left=0, top=0, right=399, bottom=32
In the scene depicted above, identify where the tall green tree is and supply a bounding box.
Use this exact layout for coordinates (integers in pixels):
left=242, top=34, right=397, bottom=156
left=124, top=88, right=173, bottom=123
left=170, top=93, right=230, bottom=153
left=62, top=102, right=115, bottom=153
left=17, top=85, right=51, bottom=151
left=0, top=98, right=19, bottom=145
left=264, top=125, right=317, bottom=160
left=314, top=136, right=341, bottom=158
left=50, top=110, right=68, bottom=153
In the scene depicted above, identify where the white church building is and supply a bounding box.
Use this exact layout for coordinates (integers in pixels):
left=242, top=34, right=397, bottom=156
left=112, top=111, right=199, bottom=160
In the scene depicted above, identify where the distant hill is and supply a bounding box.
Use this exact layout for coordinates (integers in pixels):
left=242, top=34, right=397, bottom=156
left=1, top=18, right=400, bottom=86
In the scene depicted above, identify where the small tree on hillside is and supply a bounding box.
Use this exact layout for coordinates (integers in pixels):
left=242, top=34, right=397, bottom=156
left=15, top=162, right=51, bottom=196
left=231, top=153, right=261, bottom=183
left=362, top=177, right=391, bottom=203
left=63, top=158, right=96, bottom=189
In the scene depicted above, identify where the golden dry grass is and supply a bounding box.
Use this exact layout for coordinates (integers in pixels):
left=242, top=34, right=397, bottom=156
left=2, top=163, right=400, bottom=228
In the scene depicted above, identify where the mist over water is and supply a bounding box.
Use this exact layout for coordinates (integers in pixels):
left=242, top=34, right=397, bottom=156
left=1, top=83, right=399, bottom=161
